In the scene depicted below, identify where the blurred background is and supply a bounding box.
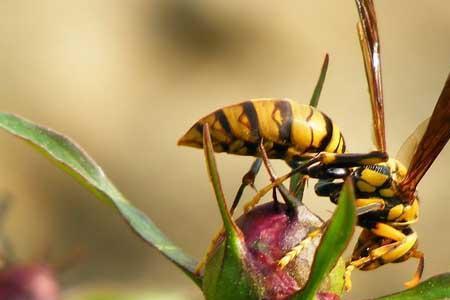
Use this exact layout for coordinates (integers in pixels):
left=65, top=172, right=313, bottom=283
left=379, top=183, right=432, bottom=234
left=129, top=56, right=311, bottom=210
left=0, top=0, right=449, bottom=299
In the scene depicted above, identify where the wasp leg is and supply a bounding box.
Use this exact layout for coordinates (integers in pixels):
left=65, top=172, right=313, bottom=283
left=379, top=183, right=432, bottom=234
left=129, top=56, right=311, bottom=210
left=247, top=151, right=388, bottom=210
left=310, top=151, right=388, bottom=179
left=378, top=231, right=420, bottom=289
left=370, top=222, right=407, bottom=242
left=345, top=224, right=420, bottom=291
left=387, top=200, right=420, bottom=226
left=230, top=158, right=262, bottom=215
left=278, top=228, right=322, bottom=269
left=316, top=182, right=387, bottom=215
left=258, top=141, right=301, bottom=211
left=244, top=154, right=324, bottom=212
left=345, top=241, right=402, bottom=291
left=277, top=202, right=383, bottom=270
left=315, top=180, right=342, bottom=204
left=243, top=141, right=301, bottom=213
left=292, top=175, right=309, bottom=200
left=404, top=250, right=424, bottom=288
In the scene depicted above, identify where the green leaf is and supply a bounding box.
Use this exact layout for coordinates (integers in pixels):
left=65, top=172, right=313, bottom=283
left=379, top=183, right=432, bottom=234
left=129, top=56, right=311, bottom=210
left=374, top=273, right=450, bottom=300
left=290, top=54, right=329, bottom=196
left=291, top=178, right=356, bottom=300
left=201, top=124, right=261, bottom=300
left=0, top=113, right=201, bottom=287
left=309, top=53, right=329, bottom=108
left=202, top=124, right=240, bottom=238
left=202, top=239, right=261, bottom=300
left=289, top=173, right=306, bottom=201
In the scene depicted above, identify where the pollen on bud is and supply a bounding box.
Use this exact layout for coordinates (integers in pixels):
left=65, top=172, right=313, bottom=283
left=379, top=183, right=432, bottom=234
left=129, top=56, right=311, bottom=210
left=0, top=263, right=60, bottom=300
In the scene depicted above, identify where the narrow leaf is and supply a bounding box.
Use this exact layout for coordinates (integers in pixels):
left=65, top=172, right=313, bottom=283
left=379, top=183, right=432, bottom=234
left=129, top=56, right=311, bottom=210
left=292, top=178, right=356, bottom=300
left=289, top=173, right=306, bottom=200
left=0, top=113, right=201, bottom=287
left=374, top=273, right=450, bottom=300
left=202, top=124, right=241, bottom=238
left=290, top=54, right=329, bottom=196
left=289, top=173, right=301, bottom=197
left=202, top=123, right=260, bottom=299
left=309, top=53, right=329, bottom=108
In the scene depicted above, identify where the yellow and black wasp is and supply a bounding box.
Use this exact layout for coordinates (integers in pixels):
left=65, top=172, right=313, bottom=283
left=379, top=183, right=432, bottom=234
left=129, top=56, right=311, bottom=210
left=254, top=0, right=450, bottom=290
left=178, top=0, right=450, bottom=290
left=178, top=98, right=346, bottom=161
left=178, top=91, right=347, bottom=212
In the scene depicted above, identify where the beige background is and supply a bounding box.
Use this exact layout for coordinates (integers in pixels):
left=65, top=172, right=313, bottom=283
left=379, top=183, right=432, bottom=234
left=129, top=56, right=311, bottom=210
left=0, top=1, right=449, bottom=299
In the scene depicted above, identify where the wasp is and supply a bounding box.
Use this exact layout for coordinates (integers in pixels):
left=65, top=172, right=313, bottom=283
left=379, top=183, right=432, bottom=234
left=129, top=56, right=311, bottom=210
left=259, top=0, right=450, bottom=290
left=178, top=0, right=449, bottom=290
left=178, top=98, right=345, bottom=160
left=178, top=96, right=346, bottom=212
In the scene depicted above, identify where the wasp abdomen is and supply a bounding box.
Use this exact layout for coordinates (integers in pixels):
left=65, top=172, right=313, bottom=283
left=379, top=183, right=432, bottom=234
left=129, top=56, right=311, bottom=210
left=178, top=99, right=345, bottom=161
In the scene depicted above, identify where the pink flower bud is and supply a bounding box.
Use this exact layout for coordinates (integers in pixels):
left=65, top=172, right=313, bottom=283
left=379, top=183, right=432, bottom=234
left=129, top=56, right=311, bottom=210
left=204, top=202, right=344, bottom=300
left=0, top=264, right=60, bottom=300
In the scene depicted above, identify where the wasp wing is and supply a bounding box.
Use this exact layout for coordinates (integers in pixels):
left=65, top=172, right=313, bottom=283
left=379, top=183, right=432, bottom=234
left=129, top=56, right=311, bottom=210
left=356, top=0, right=386, bottom=152
left=396, top=118, right=429, bottom=170
left=356, top=202, right=383, bottom=216
left=399, top=74, right=450, bottom=200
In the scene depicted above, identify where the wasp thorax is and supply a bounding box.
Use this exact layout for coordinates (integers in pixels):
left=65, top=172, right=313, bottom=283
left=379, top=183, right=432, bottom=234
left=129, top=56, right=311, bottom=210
left=386, top=158, right=407, bottom=183
left=204, top=203, right=345, bottom=300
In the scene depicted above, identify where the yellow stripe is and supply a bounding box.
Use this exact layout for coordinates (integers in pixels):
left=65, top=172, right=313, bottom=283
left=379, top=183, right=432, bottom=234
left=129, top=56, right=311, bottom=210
left=379, top=188, right=395, bottom=198
left=324, top=123, right=341, bottom=153
left=382, top=233, right=417, bottom=263
left=290, top=102, right=313, bottom=151
left=399, top=200, right=419, bottom=222
left=252, top=100, right=280, bottom=143
left=361, top=169, right=389, bottom=187
left=221, top=105, right=253, bottom=142
left=309, top=109, right=328, bottom=148
left=355, top=198, right=385, bottom=208
left=387, top=204, right=404, bottom=221
left=371, top=223, right=405, bottom=241
left=356, top=180, right=376, bottom=193
left=207, top=114, right=232, bottom=143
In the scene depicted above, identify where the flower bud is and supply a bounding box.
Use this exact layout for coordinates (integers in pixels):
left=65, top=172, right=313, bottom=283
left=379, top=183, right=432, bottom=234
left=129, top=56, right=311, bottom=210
left=204, top=202, right=345, bottom=300
left=0, top=264, right=60, bottom=300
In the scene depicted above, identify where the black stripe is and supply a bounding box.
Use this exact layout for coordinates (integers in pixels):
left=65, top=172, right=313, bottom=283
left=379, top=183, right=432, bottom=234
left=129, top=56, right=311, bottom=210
left=194, top=123, right=204, bottom=135
left=271, top=143, right=289, bottom=159
left=340, top=133, right=346, bottom=153
left=243, top=142, right=258, bottom=156
left=318, top=112, right=334, bottom=151
left=379, top=177, right=393, bottom=190
left=242, top=101, right=260, bottom=140
left=215, top=109, right=233, bottom=139
left=305, top=106, right=315, bottom=150
left=275, top=101, right=293, bottom=144
left=333, top=136, right=342, bottom=153
left=219, top=142, right=230, bottom=152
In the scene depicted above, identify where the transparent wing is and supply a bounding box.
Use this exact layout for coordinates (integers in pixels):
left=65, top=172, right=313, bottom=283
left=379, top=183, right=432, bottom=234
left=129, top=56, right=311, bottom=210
left=396, top=118, right=429, bottom=170
left=399, top=74, right=450, bottom=200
